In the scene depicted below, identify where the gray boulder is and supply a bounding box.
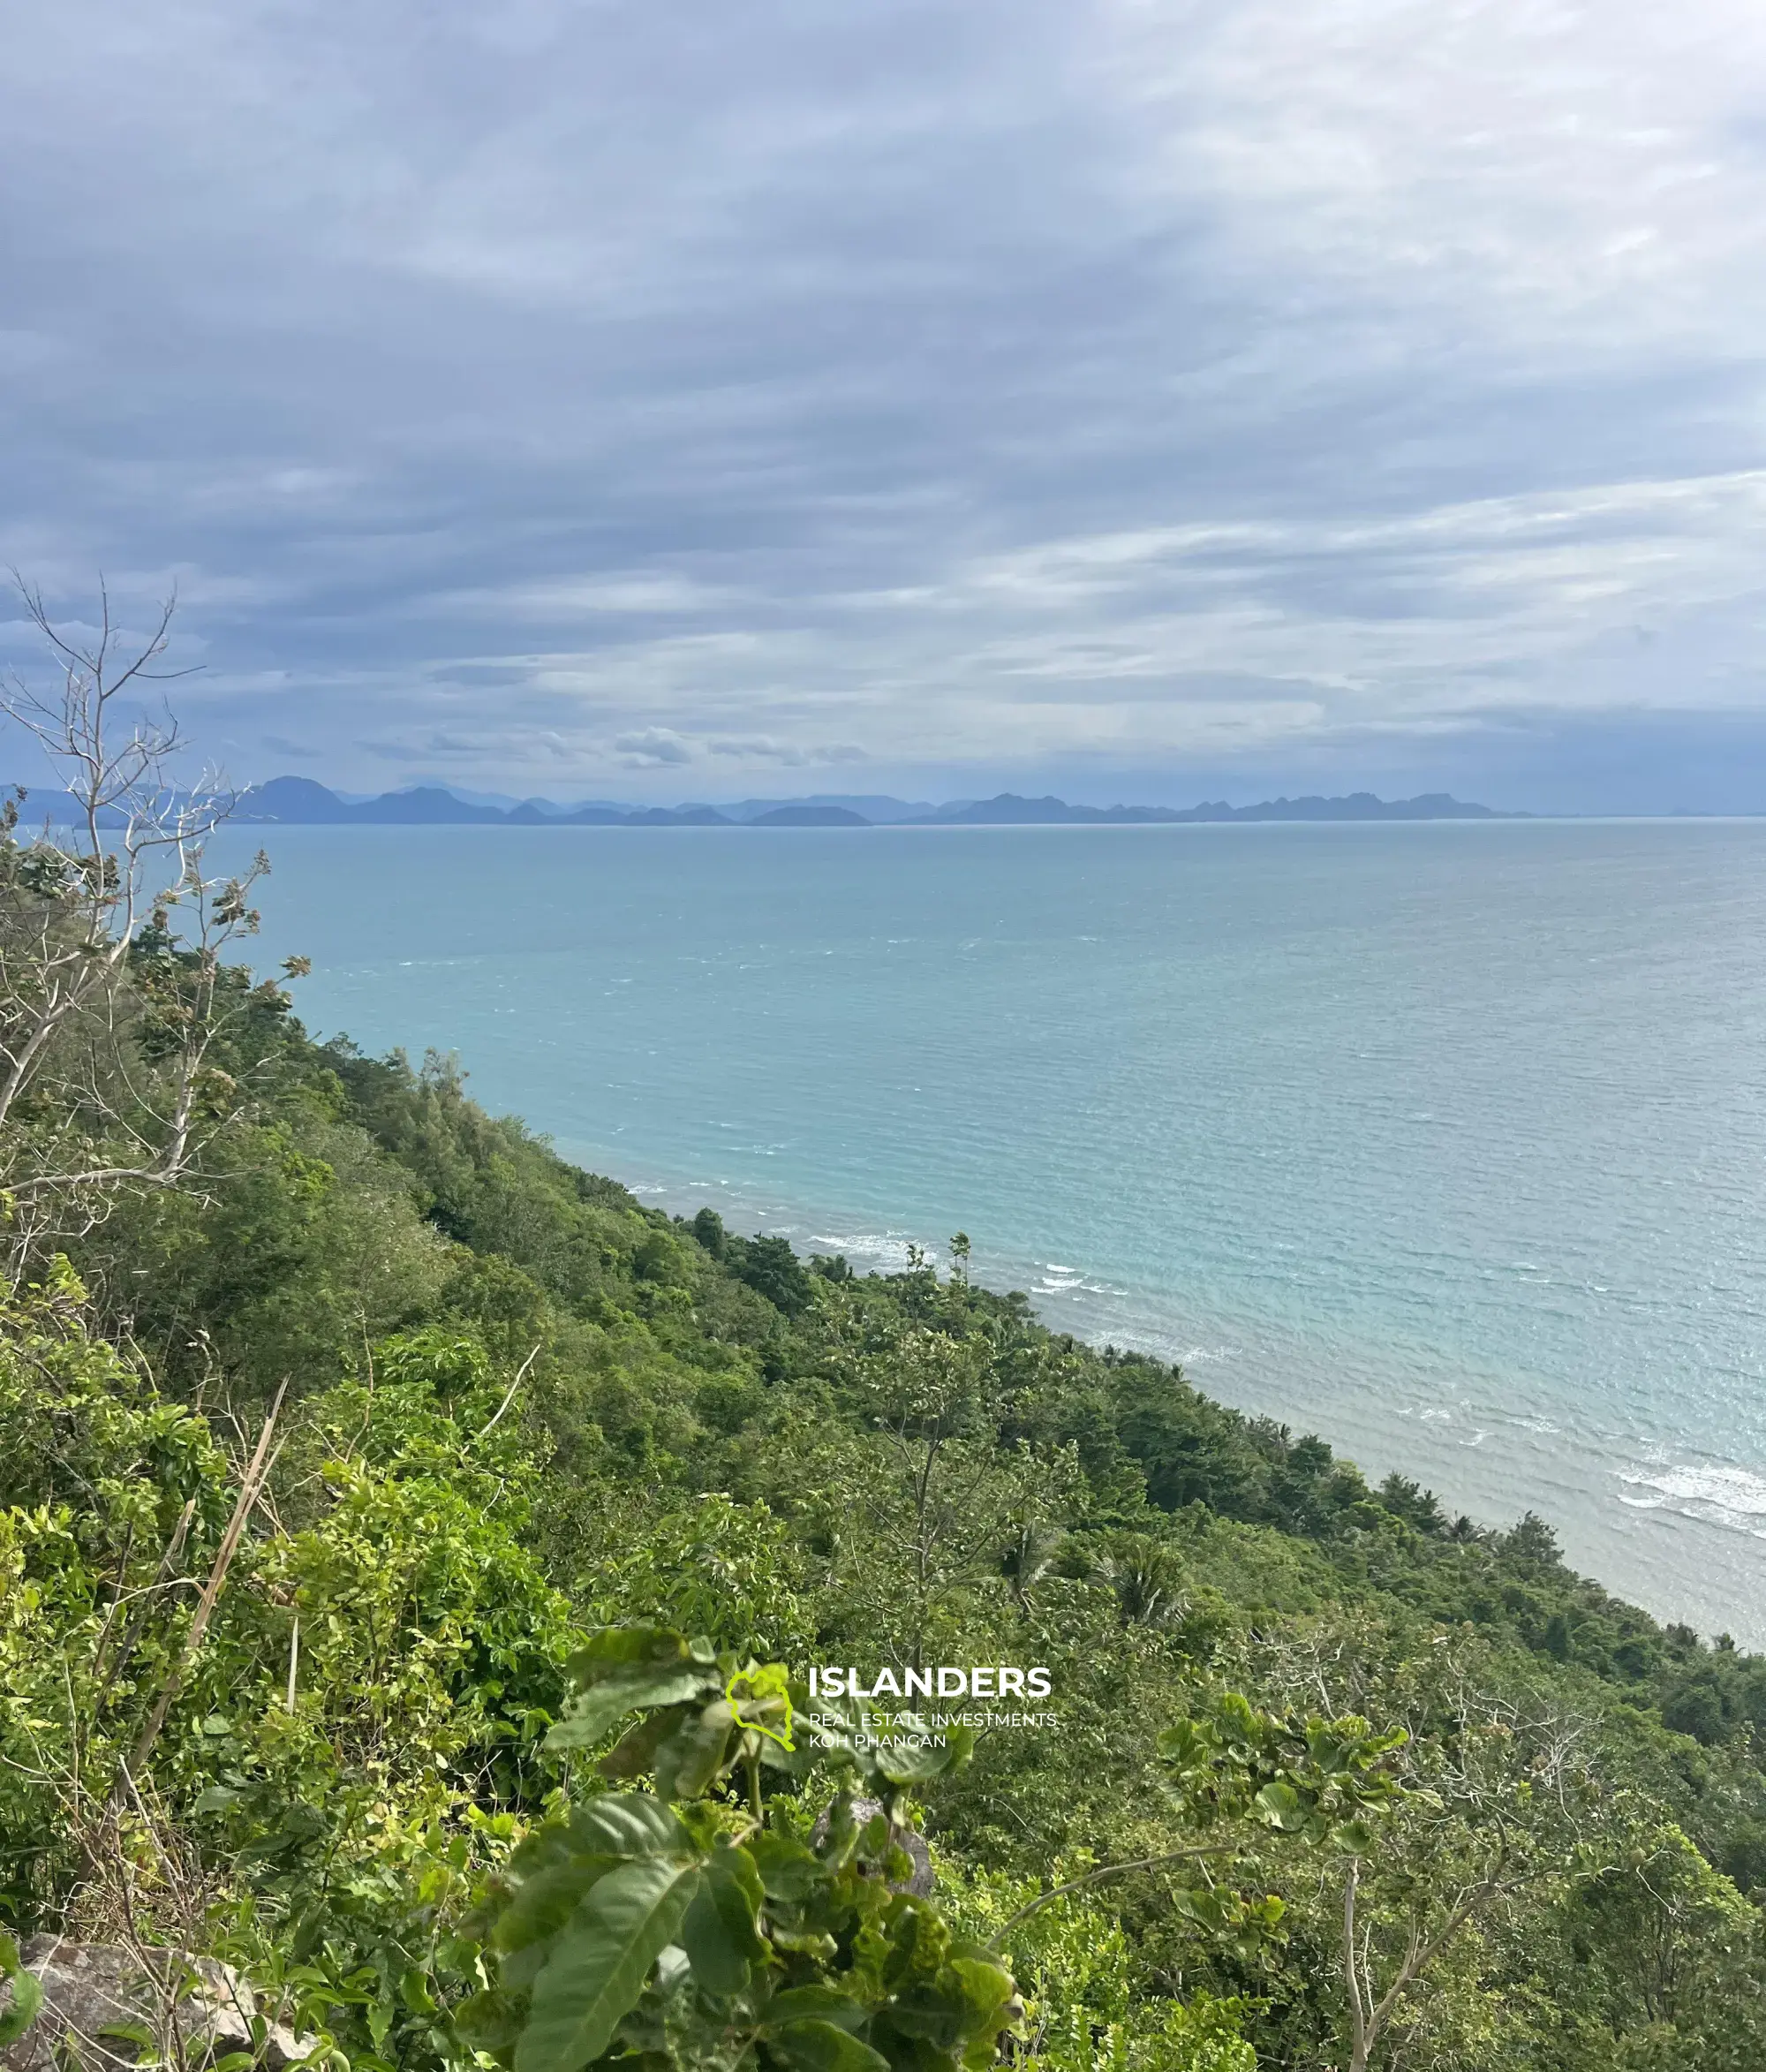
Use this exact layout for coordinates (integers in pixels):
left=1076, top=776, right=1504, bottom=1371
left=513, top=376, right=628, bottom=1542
left=811, top=1796, right=935, bottom=1897
left=4, top=1938, right=313, bottom=2072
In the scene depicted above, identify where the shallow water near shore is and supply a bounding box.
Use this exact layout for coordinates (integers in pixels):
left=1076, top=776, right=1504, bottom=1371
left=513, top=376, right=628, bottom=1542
left=220, top=818, right=1766, bottom=1644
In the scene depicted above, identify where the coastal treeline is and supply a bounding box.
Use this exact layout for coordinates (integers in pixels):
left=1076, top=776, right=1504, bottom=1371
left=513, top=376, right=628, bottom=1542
left=3, top=648, right=1765, bottom=2070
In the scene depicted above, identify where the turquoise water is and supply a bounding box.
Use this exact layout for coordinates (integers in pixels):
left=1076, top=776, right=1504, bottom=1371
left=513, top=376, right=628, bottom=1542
left=221, top=820, right=1766, bottom=1642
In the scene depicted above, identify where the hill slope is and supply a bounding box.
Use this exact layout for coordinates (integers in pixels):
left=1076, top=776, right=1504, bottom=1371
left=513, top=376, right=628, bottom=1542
left=6, top=973, right=1762, bottom=2070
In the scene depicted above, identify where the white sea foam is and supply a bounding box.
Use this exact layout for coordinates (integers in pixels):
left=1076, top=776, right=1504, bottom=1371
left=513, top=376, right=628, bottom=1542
left=810, top=1230, right=928, bottom=1268
left=1617, top=1461, right=1766, bottom=1533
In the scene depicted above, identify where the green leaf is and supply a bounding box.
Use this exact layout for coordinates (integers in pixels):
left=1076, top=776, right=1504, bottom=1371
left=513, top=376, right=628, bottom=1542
left=758, top=1730, right=811, bottom=1776
left=0, top=1934, right=42, bottom=2049
left=1171, top=1888, right=1233, bottom=1930
left=494, top=1861, right=613, bottom=1953
left=713, top=1839, right=766, bottom=1911
left=495, top=1798, right=691, bottom=1953
left=567, top=1795, right=691, bottom=1859
left=515, top=1857, right=702, bottom=2072
left=749, top=1833, right=823, bottom=1902
left=872, top=1720, right=971, bottom=1785
left=600, top=1707, right=683, bottom=1782
left=565, top=1626, right=691, bottom=1679
left=502, top=1941, right=555, bottom=1997
left=401, top=1968, right=439, bottom=2015
left=455, top=1988, right=527, bottom=2055
left=654, top=1700, right=736, bottom=1800
left=99, top=2020, right=157, bottom=2049
left=680, top=1853, right=766, bottom=1997
left=879, top=1983, right=970, bottom=2047
left=507, top=1820, right=592, bottom=1882
left=766, top=2019, right=891, bottom=2072
left=761, top=1989, right=869, bottom=2033
left=547, top=1666, right=721, bottom=1751
left=192, top=1785, right=243, bottom=1815
left=769, top=1928, right=839, bottom=1962
left=1157, top=1720, right=1216, bottom=1765
left=942, top=1958, right=1015, bottom=2025
left=1253, top=1781, right=1309, bottom=1832
left=808, top=1695, right=974, bottom=1788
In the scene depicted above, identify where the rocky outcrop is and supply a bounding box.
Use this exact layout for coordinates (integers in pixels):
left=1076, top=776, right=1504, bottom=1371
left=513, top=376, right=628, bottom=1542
left=811, top=1796, right=935, bottom=1897
left=3, top=1939, right=313, bottom=2072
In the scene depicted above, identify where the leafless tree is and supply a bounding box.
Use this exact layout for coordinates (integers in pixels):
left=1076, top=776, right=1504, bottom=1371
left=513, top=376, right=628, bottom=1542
left=1335, top=1675, right=1601, bottom=2070
left=0, top=577, right=296, bottom=1254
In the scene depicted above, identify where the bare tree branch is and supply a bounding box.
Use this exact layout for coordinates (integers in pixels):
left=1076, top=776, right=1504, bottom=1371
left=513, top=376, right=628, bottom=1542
left=0, top=578, right=290, bottom=1255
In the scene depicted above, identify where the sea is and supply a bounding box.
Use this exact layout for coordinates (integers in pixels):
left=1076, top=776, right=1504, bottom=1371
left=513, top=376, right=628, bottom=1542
left=215, top=819, right=1766, bottom=1645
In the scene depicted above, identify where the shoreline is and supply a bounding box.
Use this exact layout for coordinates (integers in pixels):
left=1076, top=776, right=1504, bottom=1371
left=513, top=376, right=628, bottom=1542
left=216, top=820, right=1766, bottom=1654
left=561, top=1138, right=1766, bottom=1647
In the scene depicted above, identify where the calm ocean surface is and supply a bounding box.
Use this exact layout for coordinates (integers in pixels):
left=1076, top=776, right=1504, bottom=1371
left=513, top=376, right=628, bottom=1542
left=219, top=820, right=1766, bottom=1643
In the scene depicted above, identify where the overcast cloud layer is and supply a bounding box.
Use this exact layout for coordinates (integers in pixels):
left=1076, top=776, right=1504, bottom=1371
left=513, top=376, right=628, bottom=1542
left=5, top=1, right=1766, bottom=809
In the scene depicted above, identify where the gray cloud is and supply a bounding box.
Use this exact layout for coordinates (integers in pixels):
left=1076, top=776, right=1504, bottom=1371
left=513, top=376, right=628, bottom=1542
left=4, top=2, right=1766, bottom=806
left=614, top=728, right=695, bottom=768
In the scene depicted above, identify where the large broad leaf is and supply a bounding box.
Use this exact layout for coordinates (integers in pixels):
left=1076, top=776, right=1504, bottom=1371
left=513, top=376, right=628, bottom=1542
left=766, top=2019, right=891, bottom=2072
left=760, top=1988, right=869, bottom=2033
left=680, top=1851, right=766, bottom=1997
left=454, top=1987, right=526, bottom=2055
left=655, top=1700, right=737, bottom=1800
left=748, top=1832, right=824, bottom=1902
left=0, top=1932, right=42, bottom=2049
left=879, top=1985, right=972, bottom=2049
left=506, top=1819, right=592, bottom=1883
left=564, top=1626, right=697, bottom=1679
left=547, top=1665, right=721, bottom=1751
left=712, top=1838, right=766, bottom=1911
left=1252, top=1781, right=1309, bottom=1833
left=600, top=1706, right=683, bottom=1781
left=941, top=1957, right=1015, bottom=2027
left=494, top=1858, right=614, bottom=1952
left=515, top=1858, right=702, bottom=2072
left=872, top=1720, right=972, bottom=1785
left=567, top=1794, right=691, bottom=1860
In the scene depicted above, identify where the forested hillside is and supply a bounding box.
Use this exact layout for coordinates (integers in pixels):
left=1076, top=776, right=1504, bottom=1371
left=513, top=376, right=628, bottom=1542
left=3, top=667, right=1765, bottom=2070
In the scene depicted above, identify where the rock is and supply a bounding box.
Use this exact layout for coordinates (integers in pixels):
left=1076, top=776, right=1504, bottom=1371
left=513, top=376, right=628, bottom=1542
left=4, top=1939, right=315, bottom=2072
left=5, top=1940, right=143, bottom=2072
left=811, top=1796, right=935, bottom=1897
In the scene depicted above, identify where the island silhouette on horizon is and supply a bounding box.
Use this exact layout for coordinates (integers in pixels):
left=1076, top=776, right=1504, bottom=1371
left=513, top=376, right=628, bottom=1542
left=232, top=775, right=1516, bottom=828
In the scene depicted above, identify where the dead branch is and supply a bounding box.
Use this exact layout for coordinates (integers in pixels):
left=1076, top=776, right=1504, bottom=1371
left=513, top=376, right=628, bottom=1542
left=121, top=1384, right=287, bottom=1790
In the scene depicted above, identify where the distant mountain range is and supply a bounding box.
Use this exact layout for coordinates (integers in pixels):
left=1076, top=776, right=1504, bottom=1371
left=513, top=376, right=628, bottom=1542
left=902, top=791, right=1513, bottom=826
left=229, top=777, right=1513, bottom=828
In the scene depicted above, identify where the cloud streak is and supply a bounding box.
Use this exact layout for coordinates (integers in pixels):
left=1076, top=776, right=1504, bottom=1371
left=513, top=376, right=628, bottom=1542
left=4, top=1, right=1766, bottom=807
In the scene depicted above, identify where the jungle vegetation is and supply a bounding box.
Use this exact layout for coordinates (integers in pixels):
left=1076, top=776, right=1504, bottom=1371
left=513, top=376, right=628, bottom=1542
left=3, top=601, right=1765, bottom=2072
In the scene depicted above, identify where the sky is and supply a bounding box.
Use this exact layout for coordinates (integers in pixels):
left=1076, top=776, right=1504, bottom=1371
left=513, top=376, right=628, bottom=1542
left=5, top=2, right=1766, bottom=812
